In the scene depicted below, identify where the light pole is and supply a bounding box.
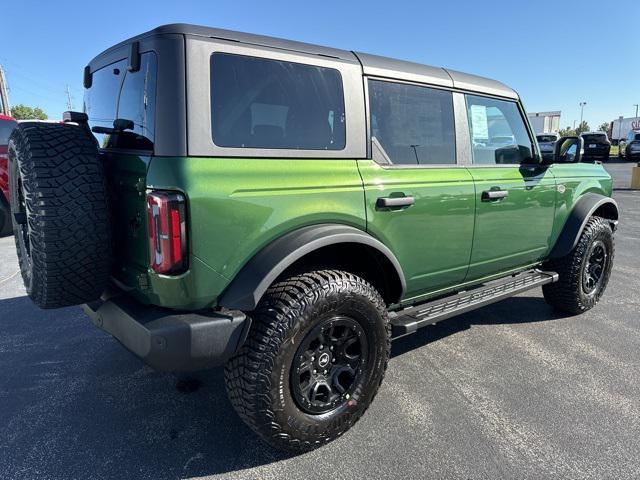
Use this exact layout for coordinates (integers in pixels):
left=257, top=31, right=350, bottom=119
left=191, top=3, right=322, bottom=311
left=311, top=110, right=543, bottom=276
left=634, top=104, right=639, bottom=118
left=579, top=102, right=587, bottom=127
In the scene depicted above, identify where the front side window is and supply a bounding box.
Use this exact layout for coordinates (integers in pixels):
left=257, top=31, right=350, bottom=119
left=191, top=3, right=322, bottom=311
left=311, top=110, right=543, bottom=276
left=368, top=79, right=456, bottom=165
left=210, top=53, right=345, bottom=150
left=466, top=95, right=534, bottom=164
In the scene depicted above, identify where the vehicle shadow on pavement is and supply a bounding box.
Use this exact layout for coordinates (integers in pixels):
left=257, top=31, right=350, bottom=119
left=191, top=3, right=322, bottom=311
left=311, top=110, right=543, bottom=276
left=0, top=296, right=294, bottom=480
left=392, top=295, right=569, bottom=358
left=0, top=294, right=568, bottom=479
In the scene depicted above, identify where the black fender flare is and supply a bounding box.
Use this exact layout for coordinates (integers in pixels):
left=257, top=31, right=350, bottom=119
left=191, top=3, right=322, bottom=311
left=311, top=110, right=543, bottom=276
left=549, top=193, right=619, bottom=259
left=217, top=224, right=406, bottom=310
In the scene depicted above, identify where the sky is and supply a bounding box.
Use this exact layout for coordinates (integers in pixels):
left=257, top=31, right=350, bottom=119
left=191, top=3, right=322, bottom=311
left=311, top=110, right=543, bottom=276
left=2, top=0, right=639, bottom=130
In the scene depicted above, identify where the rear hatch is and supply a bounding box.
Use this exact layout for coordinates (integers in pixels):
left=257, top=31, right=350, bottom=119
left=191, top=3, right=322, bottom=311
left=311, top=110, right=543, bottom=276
left=582, top=134, right=610, bottom=153
left=84, top=52, right=158, bottom=290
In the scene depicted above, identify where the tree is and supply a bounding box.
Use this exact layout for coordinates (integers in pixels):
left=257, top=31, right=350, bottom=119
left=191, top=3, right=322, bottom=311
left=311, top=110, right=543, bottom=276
left=10, top=104, right=48, bottom=120
left=559, top=126, right=576, bottom=137
left=598, top=122, right=610, bottom=133
left=575, top=121, right=590, bottom=135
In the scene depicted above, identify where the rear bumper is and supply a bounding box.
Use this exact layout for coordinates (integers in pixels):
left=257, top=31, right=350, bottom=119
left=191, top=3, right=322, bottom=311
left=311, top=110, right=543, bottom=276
left=82, top=291, right=250, bottom=372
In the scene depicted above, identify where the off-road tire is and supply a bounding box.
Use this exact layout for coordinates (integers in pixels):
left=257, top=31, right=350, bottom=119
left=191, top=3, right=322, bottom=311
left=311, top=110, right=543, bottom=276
left=543, top=216, right=614, bottom=314
left=225, top=270, right=390, bottom=452
left=8, top=122, right=111, bottom=308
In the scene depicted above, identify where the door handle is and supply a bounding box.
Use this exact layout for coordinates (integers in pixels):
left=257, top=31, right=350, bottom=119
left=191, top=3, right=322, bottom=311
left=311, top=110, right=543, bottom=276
left=376, top=196, right=415, bottom=209
left=481, top=189, right=509, bottom=201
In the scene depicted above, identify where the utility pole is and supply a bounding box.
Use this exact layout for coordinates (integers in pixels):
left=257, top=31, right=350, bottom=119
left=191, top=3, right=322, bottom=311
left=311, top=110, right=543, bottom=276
left=65, top=84, right=73, bottom=111
left=634, top=104, right=639, bottom=118
left=579, top=102, right=587, bottom=127
left=0, top=64, right=10, bottom=116
left=573, top=119, right=577, bottom=128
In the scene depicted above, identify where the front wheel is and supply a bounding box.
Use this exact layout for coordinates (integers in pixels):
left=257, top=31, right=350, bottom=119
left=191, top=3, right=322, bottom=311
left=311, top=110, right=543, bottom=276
left=543, top=216, right=614, bottom=314
left=224, top=270, right=390, bottom=452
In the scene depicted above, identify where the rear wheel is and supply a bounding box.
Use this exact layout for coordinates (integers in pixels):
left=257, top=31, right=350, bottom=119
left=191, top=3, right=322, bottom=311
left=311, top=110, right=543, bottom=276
left=8, top=122, right=112, bottom=308
left=543, top=216, right=614, bottom=314
left=225, top=270, right=390, bottom=452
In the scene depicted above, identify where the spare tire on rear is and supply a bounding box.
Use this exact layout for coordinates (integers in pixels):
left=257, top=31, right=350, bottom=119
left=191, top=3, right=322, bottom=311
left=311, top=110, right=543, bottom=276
left=8, top=122, right=112, bottom=309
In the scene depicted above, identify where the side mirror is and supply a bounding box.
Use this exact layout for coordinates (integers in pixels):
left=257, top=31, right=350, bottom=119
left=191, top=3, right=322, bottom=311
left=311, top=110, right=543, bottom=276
left=551, top=136, right=584, bottom=164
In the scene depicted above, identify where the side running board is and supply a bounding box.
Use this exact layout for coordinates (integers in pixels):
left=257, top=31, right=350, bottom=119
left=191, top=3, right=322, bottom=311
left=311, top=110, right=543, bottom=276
left=390, top=269, right=558, bottom=339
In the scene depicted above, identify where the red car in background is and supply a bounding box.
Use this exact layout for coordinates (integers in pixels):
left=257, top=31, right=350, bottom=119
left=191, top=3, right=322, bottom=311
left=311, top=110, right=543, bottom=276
left=0, top=114, right=18, bottom=236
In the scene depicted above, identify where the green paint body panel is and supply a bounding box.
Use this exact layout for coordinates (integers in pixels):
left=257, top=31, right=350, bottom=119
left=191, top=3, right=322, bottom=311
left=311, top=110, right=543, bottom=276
left=357, top=160, right=475, bottom=300
left=465, top=165, right=557, bottom=279
left=105, top=152, right=613, bottom=312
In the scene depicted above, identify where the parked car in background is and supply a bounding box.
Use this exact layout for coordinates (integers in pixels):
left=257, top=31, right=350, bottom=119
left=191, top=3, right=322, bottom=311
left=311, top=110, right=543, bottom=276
left=580, top=132, right=611, bottom=162
left=0, top=114, right=18, bottom=236
left=536, top=132, right=559, bottom=161
left=625, top=131, right=640, bottom=161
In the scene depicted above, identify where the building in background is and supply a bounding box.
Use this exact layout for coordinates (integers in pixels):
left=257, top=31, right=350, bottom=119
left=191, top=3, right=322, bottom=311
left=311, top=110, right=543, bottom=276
left=608, top=116, right=640, bottom=143
left=527, top=111, right=561, bottom=134
left=0, top=66, right=9, bottom=116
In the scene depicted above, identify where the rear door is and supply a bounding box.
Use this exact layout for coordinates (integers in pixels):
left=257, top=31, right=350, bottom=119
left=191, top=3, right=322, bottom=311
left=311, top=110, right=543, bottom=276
left=463, top=94, right=557, bottom=280
left=358, top=79, right=476, bottom=302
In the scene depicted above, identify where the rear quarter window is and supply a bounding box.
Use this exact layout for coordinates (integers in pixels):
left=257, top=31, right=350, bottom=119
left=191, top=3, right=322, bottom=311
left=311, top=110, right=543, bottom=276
left=210, top=52, right=346, bottom=151
left=84, top=52, right=157, bottom=151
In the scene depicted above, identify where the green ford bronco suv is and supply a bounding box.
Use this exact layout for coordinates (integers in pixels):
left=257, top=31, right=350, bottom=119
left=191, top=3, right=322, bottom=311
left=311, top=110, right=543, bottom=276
left=7, top=24, right=618, bottom=451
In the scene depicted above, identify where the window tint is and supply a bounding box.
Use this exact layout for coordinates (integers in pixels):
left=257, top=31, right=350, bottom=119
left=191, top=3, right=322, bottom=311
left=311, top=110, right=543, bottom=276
left=84, top=59, right=126, bottom=147
left=368, top=80, right=456, bottom=165
left=84, top=52, right=157, bottom=150
left=581, top=134, right=608, bottom=144
left=210, top=53, right=345, bottom=150
left=116, top=53, right=157, bottom=150
left=0, top=119, right=17, bottom=144
left=466, top=95, right=534, bottom=164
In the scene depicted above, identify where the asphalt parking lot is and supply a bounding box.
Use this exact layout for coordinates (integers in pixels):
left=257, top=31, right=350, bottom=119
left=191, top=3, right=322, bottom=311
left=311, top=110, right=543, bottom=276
left=0, top=160, right=638, bottom=480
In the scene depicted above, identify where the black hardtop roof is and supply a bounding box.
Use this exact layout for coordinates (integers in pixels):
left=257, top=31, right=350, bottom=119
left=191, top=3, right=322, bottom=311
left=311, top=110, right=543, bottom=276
left=89, top=23, right=518, bottom=99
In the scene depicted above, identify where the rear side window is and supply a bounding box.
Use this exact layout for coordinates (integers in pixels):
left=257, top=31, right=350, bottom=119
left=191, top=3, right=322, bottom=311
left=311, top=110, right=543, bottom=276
left=0, top=119, right=17, bottom=144
left=368, top=79, right=456, bottom=165
left=466, top=95, right=534, bottom=164
left=84, top=52, right=157, bottom=150
left=537, top=135, right=557, bottom=143
left=210, top=53, right=345, bottom=150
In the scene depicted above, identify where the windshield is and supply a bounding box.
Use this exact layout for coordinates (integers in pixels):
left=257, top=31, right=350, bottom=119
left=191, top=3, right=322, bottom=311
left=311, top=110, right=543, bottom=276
left=0, top=119, right=17, bottom=144
left=537, top=135, right=557, bottom=143
left=582, top=134, right=608, bottom=144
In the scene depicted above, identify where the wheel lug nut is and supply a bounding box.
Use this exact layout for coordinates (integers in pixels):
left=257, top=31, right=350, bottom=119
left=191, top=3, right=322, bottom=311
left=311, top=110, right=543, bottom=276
left=319, top=345, right=323, bottom=350
left=323, top=370, right=327, bottom=374
left=311, top=356, right=315, bottom=361
left=330, top=346, right=334, bottom=351
left=332, top=359, right=336, bottom=363
left=313, top=369, right=317, bottom=374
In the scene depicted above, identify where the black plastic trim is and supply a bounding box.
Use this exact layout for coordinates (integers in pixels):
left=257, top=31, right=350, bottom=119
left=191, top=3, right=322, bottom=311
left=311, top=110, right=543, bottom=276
left=218, top=224, right=407, bottom=310
left=390, top=269, right=558, bottom=338
left=82, top=293, right=250, bottom=372
left=549, top=193, right=619, bottom=259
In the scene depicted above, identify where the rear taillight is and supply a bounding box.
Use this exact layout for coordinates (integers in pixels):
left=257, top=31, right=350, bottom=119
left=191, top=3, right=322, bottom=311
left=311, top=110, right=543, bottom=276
left=146, top=191, right=188, bottom=275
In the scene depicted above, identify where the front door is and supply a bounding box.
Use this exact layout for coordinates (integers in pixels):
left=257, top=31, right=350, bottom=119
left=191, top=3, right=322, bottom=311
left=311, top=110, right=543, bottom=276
left=359, top=79, right=476, bottom=302
left=463, top=94, right=557, bottom=280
